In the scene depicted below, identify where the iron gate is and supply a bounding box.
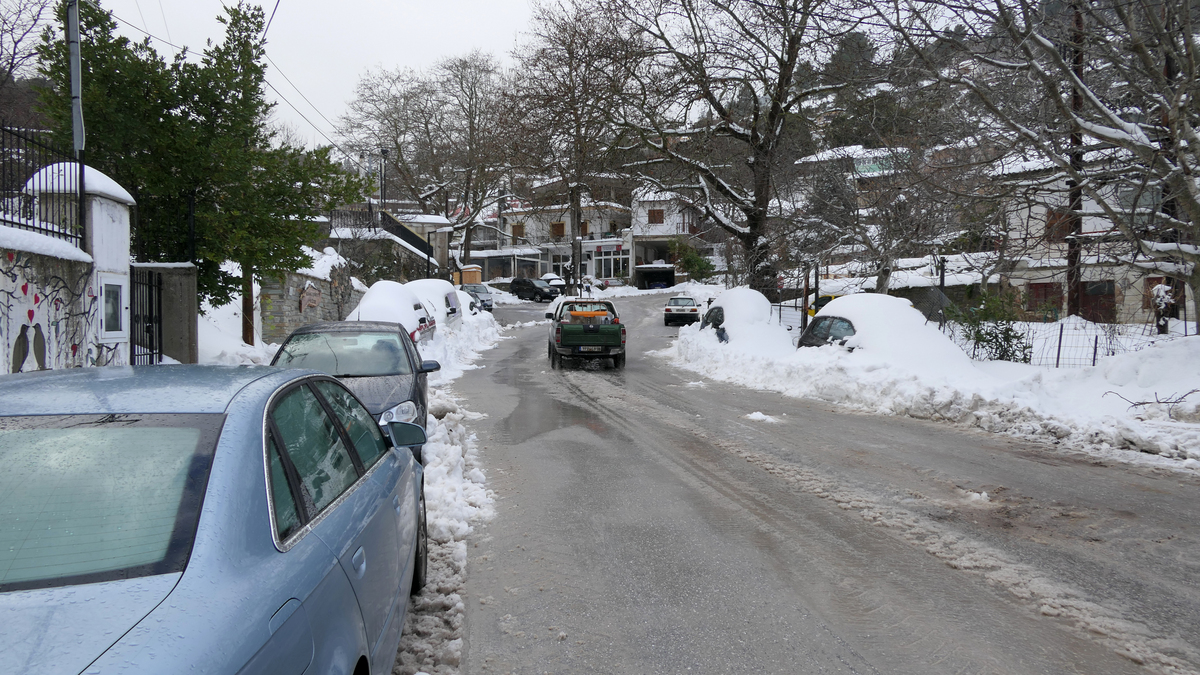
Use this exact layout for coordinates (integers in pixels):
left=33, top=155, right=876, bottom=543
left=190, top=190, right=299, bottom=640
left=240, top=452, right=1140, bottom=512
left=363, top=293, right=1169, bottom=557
left=131, top=268, right=163, bottom=365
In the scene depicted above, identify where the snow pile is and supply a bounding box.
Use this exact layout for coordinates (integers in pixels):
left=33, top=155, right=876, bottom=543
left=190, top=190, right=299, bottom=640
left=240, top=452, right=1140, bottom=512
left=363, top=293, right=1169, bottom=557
left=665, top=289, right=1200, bottom=467
left=197, top=263, right=279, bottom=365
left=416, top=307, right=503, bottom=387
left=394, top=365, right=497, bottom=675
left=345, top=280, right=426, bottom=331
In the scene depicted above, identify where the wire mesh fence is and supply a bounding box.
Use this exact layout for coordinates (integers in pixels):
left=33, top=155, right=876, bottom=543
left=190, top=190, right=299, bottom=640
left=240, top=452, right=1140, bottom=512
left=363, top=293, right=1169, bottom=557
left=0, top=126, right=84, bottom=248
left=941, top=317, right=1194, bottom=368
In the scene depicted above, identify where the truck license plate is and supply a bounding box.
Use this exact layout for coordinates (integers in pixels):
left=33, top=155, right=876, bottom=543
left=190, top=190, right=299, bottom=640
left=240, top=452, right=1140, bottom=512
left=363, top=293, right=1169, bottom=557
left=577, top=346, right=602, bottom=353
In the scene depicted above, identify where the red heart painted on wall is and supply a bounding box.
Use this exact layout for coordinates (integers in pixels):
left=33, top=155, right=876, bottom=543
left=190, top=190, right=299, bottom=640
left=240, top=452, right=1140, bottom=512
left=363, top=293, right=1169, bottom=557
left=71, top=344, right=78, bottom=356
left=6, top=252, right=12, bottom=262
left=27, top=309, right=34, bottom=322
left=33, top=294, right=39, bottom=304
left=21, top=283, right=28, bottom=295
left=55, top=298, right=62, bottom=310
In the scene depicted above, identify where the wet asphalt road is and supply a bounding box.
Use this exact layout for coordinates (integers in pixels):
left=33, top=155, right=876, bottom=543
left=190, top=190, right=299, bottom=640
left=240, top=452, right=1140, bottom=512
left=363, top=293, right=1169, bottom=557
left=452, top=295, right=1200, bottom=675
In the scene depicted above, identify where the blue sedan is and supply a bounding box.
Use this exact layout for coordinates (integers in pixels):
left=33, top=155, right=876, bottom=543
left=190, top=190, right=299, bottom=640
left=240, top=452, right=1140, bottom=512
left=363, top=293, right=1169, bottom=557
left=0, top=365, right=428, bottom=675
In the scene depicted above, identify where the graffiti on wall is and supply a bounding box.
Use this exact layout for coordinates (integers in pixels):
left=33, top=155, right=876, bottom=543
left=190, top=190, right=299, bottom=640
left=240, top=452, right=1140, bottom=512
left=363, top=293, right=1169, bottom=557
left=1, top=249, right=122, bottom=373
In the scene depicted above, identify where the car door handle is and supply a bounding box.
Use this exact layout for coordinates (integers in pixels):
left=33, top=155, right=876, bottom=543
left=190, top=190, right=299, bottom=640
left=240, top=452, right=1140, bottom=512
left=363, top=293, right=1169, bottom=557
left=351, top=547, right=366, bottom=578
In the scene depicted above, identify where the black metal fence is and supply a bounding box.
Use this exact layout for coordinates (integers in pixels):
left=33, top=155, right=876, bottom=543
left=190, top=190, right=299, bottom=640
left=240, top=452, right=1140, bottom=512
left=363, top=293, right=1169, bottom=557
left=0, top=126, right=84, bottom=249
left=131, top=267, right=163, bottom=365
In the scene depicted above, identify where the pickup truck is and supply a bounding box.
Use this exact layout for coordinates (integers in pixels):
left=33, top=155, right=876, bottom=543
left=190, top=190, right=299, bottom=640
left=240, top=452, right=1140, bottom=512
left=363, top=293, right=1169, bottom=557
left=545, top=299, right=627, bottom=369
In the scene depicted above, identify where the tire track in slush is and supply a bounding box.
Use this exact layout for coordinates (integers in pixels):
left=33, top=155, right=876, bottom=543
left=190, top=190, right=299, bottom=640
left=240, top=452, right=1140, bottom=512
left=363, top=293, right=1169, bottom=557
left=563, top=371, right=1200, bottom=675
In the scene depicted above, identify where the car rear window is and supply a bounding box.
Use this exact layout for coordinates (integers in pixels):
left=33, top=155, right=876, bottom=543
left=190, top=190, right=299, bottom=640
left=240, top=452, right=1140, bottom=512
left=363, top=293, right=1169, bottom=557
left=0, top=413, right=224, bottom=592
left=274, top=331, right=414, bottom=377
left=667, top=298, right=695, bottom=306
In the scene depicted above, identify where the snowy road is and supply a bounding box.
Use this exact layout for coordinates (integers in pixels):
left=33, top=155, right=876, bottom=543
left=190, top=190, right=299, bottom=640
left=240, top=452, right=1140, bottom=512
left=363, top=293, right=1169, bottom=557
left=450, top=293, right=1200, bottom=674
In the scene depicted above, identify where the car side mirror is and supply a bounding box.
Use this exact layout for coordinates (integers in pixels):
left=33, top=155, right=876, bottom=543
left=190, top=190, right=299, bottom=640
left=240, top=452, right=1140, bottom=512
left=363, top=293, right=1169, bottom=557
left=545, top=312, right=554, bottom=319
left=386, top=421, right=427, bottom=463
left=449, top=307, right=457, bottom=315
left=418, top=360, right=441, bottom=373
left=419, top=317, right=428, bottom=324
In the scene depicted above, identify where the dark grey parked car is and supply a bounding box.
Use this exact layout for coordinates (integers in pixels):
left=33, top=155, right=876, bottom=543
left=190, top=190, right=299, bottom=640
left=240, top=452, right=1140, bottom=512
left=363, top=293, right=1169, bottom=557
left=796, top=315, right=857, bottom=349
left=510, top=277, right=559, bottom=302
left=272, top=321, right=440, bottom=428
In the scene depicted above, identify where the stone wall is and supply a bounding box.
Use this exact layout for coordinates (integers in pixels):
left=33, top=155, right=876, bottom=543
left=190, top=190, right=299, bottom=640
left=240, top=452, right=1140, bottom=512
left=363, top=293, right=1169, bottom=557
left=0, top=247, right=122, bottom=373
left=260, top=264, right=364, bottom=343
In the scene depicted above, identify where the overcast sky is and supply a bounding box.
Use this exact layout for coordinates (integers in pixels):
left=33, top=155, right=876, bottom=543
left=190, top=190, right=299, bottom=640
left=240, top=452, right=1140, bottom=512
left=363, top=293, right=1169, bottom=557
left=98, top=0, right=534, bottom=149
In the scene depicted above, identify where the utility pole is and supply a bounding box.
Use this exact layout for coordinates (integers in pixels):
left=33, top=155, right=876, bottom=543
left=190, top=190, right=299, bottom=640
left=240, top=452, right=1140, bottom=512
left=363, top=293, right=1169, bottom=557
left=1066, top=0, right=1084, bottom=317
left=67, top=0, right=86, bottom=247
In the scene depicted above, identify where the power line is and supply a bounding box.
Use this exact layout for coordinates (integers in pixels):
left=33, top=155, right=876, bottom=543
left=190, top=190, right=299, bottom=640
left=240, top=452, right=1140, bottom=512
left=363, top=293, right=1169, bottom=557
left=105, top=9, right=364, bottom=168
left=262, top=0, right=282, bottom=39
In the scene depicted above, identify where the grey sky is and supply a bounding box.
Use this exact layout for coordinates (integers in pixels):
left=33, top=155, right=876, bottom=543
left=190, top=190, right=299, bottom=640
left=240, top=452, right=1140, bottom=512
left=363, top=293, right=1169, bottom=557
left=99, top=0, right=534, bottom=149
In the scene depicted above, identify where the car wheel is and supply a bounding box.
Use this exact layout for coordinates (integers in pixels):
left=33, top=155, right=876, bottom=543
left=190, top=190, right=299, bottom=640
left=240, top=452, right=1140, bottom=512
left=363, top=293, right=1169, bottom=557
left=411, top=485, right=428, bottom=596
left=613, top=353, right=626, bottom=369
left=664, top=317, right=670, bottom=326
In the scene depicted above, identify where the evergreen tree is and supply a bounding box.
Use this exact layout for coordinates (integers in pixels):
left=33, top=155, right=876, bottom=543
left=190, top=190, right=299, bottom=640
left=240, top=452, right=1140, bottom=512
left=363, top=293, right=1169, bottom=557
left=37, top=1, right=365, bottom=317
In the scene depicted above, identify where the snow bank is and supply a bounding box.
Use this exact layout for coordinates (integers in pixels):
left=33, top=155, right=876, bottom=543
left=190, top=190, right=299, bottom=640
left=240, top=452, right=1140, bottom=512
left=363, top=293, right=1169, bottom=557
left=664, top=288, right=1200, bottom=468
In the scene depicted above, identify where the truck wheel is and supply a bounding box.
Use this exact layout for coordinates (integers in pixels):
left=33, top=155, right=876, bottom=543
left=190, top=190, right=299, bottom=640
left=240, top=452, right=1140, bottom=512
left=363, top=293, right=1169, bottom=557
left=613, top=353, right=626, bottom=369
left=550, top=347, right=560, bottom=370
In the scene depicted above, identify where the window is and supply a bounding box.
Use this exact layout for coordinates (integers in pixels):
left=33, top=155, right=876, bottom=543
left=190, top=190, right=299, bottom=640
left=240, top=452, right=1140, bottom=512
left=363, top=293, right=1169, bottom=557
left=580, top=221, right=589, bottom=236
left=98, top=273, right=129, bottom=342
left=511, top=222, right=525, bottom=239
left=648, top=209, right=664, bottom=225
left=551, top=222, right=565, bottom=238
left=609, top=221, right=619, bottom=233
left=593, top=247, right=628, bottom=279
left=267, top=436, right=301, bottom=539
left=271, top=385, right=360, bottom=513
left=1045, top=208, right=1072, bottom=243
left=313, top=381, right=388, bottom=470
left=0, top=413, right=223, bottom=592
left=1026, top=282, right=1063, bottom=311
left=274, top=331, right=413, bottom=377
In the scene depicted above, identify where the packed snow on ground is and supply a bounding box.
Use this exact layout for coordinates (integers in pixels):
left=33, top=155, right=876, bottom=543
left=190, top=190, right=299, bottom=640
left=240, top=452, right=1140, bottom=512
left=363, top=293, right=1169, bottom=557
left=196, top=270, right=501, bottom=675
left=663, top=288, right=1200, bottom=469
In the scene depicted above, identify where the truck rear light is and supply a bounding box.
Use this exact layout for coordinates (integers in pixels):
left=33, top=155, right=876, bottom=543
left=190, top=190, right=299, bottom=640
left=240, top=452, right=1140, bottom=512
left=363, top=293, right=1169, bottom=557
left=554, top=325, right=562, bottom=344
left=621, top=325, right=627, bottom=345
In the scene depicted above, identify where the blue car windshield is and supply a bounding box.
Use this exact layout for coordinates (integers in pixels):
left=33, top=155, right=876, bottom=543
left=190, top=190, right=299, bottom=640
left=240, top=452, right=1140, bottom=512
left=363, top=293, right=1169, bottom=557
left=274, top=331, right=414, bottom=377
left=0, top=413, right=224, bottom=592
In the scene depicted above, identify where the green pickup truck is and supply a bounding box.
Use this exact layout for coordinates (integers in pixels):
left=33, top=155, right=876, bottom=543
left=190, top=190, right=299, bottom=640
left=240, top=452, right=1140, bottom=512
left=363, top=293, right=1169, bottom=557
left=545, top=299, right=627, bottom=369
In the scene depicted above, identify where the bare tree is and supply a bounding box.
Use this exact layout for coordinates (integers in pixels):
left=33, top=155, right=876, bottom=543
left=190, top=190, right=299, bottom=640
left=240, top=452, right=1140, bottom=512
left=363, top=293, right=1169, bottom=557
left=606, top=0, right=859, bottom=299
left=339, top=53, right=509, bottom=271
left=883, top=0, right=1200, bottom=321
left=510, top=0, right=632, bottom=290
left=0, top=0, right=50, bottom=122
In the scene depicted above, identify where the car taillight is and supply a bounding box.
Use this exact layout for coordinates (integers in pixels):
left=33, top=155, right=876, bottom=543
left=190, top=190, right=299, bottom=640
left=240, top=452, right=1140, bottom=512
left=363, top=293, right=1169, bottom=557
left=555, top=325, right=562, bottom=344
left=621, top=325, right=627, bottom=345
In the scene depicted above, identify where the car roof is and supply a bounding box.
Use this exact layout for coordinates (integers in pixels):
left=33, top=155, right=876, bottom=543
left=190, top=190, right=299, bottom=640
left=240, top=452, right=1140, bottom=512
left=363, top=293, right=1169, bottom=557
left=0, top=365, right=313, bottom=416
left=285, top=321, right=404, bottom=336
left=668, top=295, right=696, bottom=301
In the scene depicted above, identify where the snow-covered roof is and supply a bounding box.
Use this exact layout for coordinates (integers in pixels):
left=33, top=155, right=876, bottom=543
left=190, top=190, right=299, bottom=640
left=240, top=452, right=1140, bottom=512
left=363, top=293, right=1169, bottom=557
left=23, top=163, right=135, bottom=205
left=327, top=227, right=438, bottom=265
left=467, top=246, right=542, bottom=258
left=395, top=214, right=453, bottom=225
left=795, top=145, right=897, bottom=165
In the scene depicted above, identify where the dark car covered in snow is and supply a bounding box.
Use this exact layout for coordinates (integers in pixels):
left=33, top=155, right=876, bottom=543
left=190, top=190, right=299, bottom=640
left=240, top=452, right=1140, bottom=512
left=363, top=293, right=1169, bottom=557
left=271, top=321, right=440, bottom=427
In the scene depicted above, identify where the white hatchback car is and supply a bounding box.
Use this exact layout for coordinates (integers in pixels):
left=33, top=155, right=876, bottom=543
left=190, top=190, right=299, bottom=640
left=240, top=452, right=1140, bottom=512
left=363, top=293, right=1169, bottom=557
left=663, top=296, right=701, bottom=325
